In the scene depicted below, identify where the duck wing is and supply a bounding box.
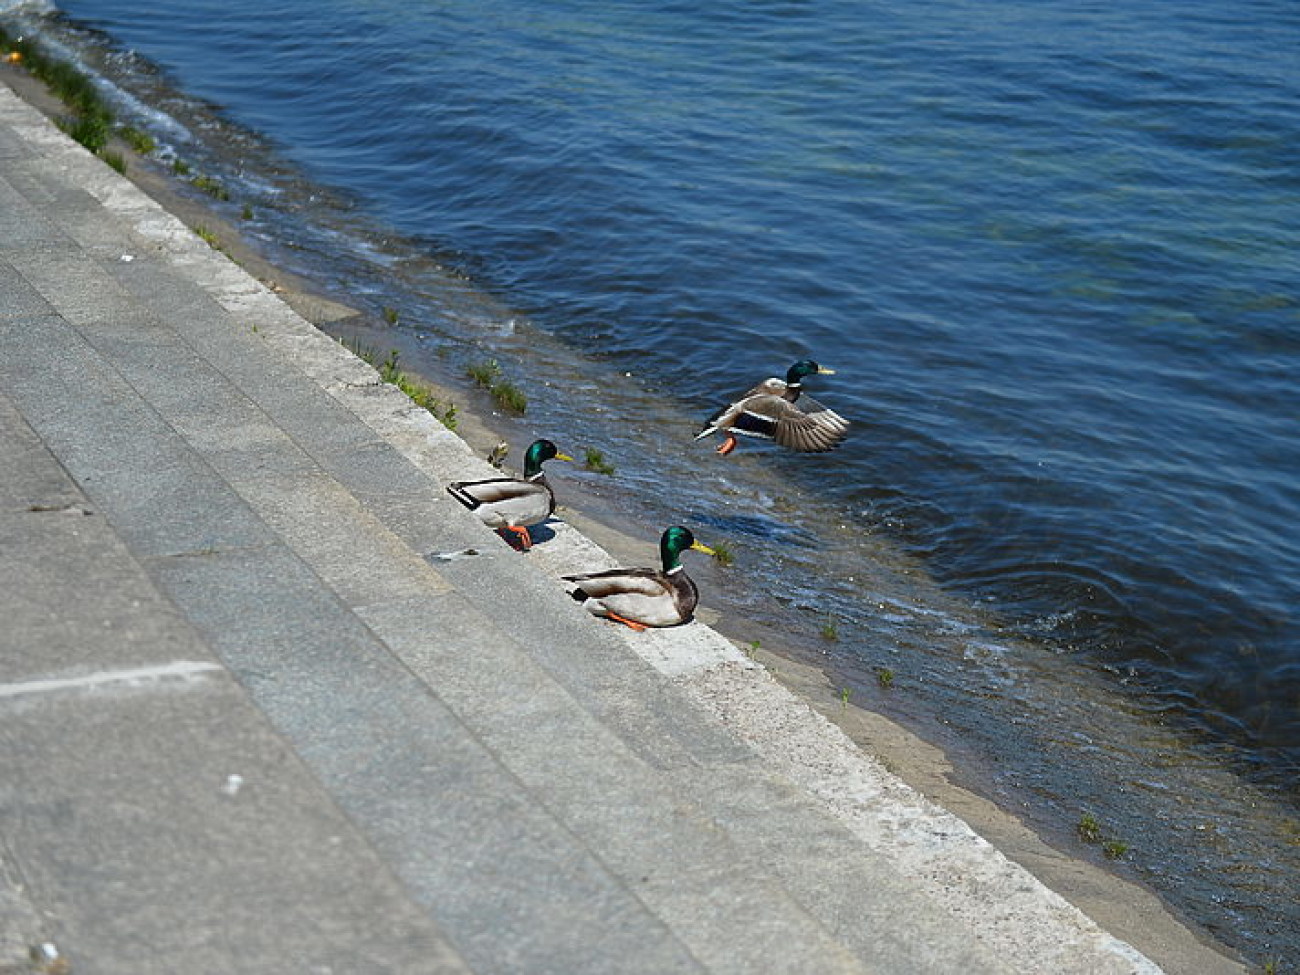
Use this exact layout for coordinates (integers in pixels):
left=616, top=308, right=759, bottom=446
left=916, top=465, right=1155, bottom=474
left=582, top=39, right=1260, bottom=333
left=770, top=394, right=850, bottom=452
left=447, top=476, right=554, bottom=526
left=714, top=392, right=848, bottom=452
left=562, top=566, right=670, bottom=598
left=564, top=568, right=698, bottom=627
left=695, top=378, right=787, bottom=440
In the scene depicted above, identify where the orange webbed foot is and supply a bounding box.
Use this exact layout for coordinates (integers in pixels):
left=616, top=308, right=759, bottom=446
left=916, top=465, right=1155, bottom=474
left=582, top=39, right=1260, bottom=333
left=500, top=525, right=533, bottom=551
left=716, top=435, right=738, bottom=457
left=604, top=611, right=649, bottom=632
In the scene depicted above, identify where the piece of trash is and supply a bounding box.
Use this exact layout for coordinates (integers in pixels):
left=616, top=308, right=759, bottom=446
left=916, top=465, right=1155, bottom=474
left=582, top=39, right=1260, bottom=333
left=27, top=503, right=93, bottom=516
left=487, top=440, right=509, bottom=468
left=119, top=254, right=135, bottom=262
left=426, top=548, right=482, bottom=562
left=30, top=942, right=69, bottom=974
left=221, top=774, right=244, bottom=797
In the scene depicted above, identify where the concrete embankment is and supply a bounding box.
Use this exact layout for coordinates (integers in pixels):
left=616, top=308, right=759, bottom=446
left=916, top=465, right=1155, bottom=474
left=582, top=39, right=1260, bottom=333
left=0, top=76, right=1245, bottom=974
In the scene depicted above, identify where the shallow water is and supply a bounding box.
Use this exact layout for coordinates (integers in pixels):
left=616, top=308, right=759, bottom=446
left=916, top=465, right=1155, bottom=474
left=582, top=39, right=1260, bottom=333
left=5, top=0, right=1298, bottom=960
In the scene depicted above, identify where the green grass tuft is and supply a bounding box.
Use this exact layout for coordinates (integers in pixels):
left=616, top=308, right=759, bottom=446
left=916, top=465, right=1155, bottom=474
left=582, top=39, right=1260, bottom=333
left=193, top=174, right=230, bottom=201
left=345, top=340, right=456, bottom=430
left=467, top=359, right=502, bottom=388
left=171, top=157, right=191, bottom=176
left=193, top=225, right=221, bottom=249
left=710, top=541, right=734, bottom=567
left=400, top=374, right=458, bottom=429
left=78, top=113, right=112, bottom=152
left=1, top=32, right=117, bottom=153
left=820, top=616, right=839, bottom=642
left=102, top=150, right=126, bottom=174
left=490, top=379, right=527, bottom=415
left=1102, top=839, right=1129, bottom=860
left=466, top=360, right=526, bottom=414
left=583, top=446, right=615, bottom=476
left=378, top=349, right=402, bottom=384
left=877, top=667, right=895, bottom=689
left=118, top=125, right=156, bottom=154
left=1077, top=812, right=1103, bottom=844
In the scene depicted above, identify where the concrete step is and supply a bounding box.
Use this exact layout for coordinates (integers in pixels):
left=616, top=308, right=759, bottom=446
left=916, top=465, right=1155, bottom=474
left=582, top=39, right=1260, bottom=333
left=0, top=392, right=472, bottom=975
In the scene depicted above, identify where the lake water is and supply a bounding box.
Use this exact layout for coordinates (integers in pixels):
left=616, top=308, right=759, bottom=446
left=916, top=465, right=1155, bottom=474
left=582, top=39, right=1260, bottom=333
left=4, top=0, right=1297, bottom=961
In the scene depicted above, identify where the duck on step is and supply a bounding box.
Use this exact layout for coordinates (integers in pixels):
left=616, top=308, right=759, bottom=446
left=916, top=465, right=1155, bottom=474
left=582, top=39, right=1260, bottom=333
left=564, top=526, right=714, bottom=631
left=447, top=438, right=572, bottom=551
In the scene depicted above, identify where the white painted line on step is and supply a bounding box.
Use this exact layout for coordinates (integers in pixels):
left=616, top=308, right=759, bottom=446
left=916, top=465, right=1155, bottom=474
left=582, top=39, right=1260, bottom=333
left=0, top=661, right=225, bottom=700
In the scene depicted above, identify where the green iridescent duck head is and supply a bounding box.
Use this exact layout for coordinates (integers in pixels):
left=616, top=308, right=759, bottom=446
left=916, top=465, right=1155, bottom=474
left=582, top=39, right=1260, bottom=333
left=659, top=526, right=715, bottom=573
left=785, top=360, right=835, bottom=385
left=522, top=439, right=574, bottom=478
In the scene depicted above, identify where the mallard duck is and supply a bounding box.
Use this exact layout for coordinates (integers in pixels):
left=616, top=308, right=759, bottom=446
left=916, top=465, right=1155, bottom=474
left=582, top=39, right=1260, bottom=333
left=447, top=438, right=572, bottom=550
left=695, top=359, right=849, bottom=455
left=564, top=526, right=715, bottom=631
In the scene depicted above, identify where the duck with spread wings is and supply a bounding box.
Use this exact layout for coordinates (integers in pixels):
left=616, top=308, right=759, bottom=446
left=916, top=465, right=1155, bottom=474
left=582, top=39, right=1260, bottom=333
left=695, top=359, right=849, bottom=456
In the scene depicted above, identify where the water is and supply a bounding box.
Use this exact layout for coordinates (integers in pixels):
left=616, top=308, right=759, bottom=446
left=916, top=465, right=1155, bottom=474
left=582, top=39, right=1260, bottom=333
left=4, top=0, right=1297, bottom=961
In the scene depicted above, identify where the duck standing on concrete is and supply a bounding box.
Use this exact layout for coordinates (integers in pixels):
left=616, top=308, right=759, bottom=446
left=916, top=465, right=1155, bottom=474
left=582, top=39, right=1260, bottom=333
left=695, top=359, right=849, bottom=455
left=447, top=438, right=572, bottom=551
left=563, top=526, right=715, bottom=630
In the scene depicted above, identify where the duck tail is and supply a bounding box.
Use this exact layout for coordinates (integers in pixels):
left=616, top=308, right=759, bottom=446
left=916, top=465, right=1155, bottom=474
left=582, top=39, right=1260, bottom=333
left=446, top=482, right=481, bottom=510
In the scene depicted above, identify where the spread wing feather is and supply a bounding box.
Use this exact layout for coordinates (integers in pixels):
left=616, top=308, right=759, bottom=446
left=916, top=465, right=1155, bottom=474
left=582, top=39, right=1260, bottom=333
left=697, top=378, right=848, bottom=453
left=725, top=394, right=849, bottom=452
left=770, top=394, right=850, bottom=452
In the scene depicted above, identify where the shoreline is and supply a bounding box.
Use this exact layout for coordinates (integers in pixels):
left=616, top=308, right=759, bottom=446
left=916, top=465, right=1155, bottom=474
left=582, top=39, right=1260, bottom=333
left=0, top=60, right=1249, bottom=973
